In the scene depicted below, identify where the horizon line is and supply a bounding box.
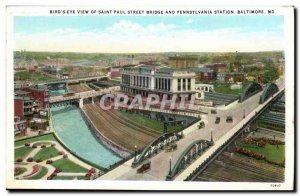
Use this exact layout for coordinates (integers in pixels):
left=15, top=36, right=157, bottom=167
left=14, top=50, right=284, bottom=54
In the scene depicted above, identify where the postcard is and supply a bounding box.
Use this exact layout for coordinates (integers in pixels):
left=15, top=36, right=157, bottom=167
left=6, top=6, right=295, bottom=191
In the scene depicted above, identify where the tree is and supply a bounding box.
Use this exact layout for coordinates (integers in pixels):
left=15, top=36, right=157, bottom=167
left=233, top=51, right=243, bottom=71
left=263, top=57, right=274, bottom=67
left=199, top=55, right=209, bottom=64
left=263, top=65, right=279, bottom=83
left=212, top=67, right=218, bottom=80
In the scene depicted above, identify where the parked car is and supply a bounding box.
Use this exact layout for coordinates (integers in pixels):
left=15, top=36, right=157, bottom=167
left=137, top=160, right=151, bottom=173
left=226, top=116, right=233, bottom=123
left=211, top=109, right=217, bottom=114
left=198, top=121, right=205, bottom=129
left=215, top=117, right=220, bottom=124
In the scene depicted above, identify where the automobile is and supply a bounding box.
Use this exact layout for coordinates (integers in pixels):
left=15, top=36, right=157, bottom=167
left=137, top=160, right=151, bottom=173
left=211, top=109, right=217, bottom=114
left=198, top=121, right=205, bottom=129
left=226, top=116, right=233, bottom=123
left=215, top=117, right=220, bottom=124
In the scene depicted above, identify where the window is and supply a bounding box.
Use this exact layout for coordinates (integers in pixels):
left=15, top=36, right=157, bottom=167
left=178, top=85, right=181, bottom=91
left=177, top=79, right=181, bottom=91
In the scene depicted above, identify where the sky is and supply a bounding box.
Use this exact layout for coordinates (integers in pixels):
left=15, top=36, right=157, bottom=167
left=14, top=15, right=284, bottom=53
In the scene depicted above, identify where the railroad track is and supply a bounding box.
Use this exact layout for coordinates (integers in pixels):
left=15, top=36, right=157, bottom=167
left=82, top=104, right=158, bottom=152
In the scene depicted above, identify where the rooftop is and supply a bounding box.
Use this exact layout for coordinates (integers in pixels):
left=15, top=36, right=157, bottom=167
left=188, top=67, right=213, bottom=73
left=14, top=90, right=31, bottom=95
left=14, top=96, right=32, bottom=101
left=28, top=84, right=48, bottom=91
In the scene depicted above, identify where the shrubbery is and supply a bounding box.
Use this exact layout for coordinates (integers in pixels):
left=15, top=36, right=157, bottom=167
left=47, top=168, right=61, bottom=180
left=242, top=137, right=284, bottom=147
left=235, top=147, right=265, bottom=160
left=85, top=168, right=97, bottom=179
left=27, top=157, right=33, bottom=162
left=46, top=160, right=53, bottom=164
left=14, top=167, right=22, bottom=174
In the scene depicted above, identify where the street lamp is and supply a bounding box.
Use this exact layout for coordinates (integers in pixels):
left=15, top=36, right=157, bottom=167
left=134, top=145, right=137, bottom=162
left=168, top=156, right=172, bottom=176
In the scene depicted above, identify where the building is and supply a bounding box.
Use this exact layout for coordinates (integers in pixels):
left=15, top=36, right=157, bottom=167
left=14, top=96, right=34, bottom=118
left=195, top=83, right=214, bottom=92
left=193, top=67, right=214, bottom=81
left=205, top=63, right=228, bottom=73
left=139, top=60, right=158, bottom=66
left=14, top=85, right=50, bottom=118
left=14, top=116, right=27, bottom=136
left=278, top=63, right=285, bottom=76
left=194, top=83, right=214, bottom=99
left=115, top=56, right=139, bottom=67
left=62, top=73, right=70, bottom=79
left=110, top=68, right=121, bottom=78
left=168, top=55, right=199, bottom=68
left=245, top=73, right=264, bottom=83
left=20, top=85, right=50, bottom=109
left=217, top=72, right=245, bottom=83
left=120, top=66, right=196, bottom=100
left=39, top=64, right=61, bottom=75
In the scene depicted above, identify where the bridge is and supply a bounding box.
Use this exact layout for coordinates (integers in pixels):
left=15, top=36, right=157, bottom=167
left=97, top=79, right=285, bottom=182
left=49, top=86, right=120, bottom=107
left=15, top=74, right=108, bottom=86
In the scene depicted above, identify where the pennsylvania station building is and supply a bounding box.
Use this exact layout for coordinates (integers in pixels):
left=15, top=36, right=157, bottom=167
left=120, top=65, right=196, bottom=100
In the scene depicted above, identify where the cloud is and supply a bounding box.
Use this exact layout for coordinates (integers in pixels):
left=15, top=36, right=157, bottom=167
left=14, top=20, right=283, bottom=53
left=106, top=20, right=176, bottom=37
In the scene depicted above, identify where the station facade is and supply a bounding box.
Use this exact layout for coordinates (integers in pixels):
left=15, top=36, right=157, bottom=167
left=120, top=66, right=196, bottom=100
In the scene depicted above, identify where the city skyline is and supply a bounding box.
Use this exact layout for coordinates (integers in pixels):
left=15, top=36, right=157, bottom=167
left=14, top=15, right=284, bottom=53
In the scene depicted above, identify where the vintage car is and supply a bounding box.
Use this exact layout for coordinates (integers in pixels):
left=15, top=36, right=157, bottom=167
left=211, top=109, right=217, bottom=114
left=137, top=160, right=151, bottom=173
left=198, top=121, right=205, bottom=129
left=226, top=116, right=233, bottom=123
left=215, top=117, right=220, bottom=124
left=165, top=143, right=178, bottom=152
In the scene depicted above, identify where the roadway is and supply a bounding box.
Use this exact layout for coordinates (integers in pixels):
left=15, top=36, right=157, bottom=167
left=98, top=78, right=285, bottom=181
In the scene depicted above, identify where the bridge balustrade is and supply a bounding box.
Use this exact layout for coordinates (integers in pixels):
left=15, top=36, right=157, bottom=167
left=259, top=83, right=279, bottom=104
left=239, top=82, right=263, bottom=103
left=166, top=139, right=213, bottom=180
left=131, top=132, right=183, bottom=168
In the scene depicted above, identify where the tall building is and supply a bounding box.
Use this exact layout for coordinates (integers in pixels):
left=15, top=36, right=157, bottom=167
left=168, top=55, right=199, bottom=68
left=120, top=66, right=196, bottom=100
left=14, top=85, right=50, bottom=118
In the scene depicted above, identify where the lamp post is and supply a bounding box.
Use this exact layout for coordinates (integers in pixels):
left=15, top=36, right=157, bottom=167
left=210, top=129, right=213, bottom=143
left=168, top=156, right=172, bottom=176
left=134, top=145, right=137, bottom=162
